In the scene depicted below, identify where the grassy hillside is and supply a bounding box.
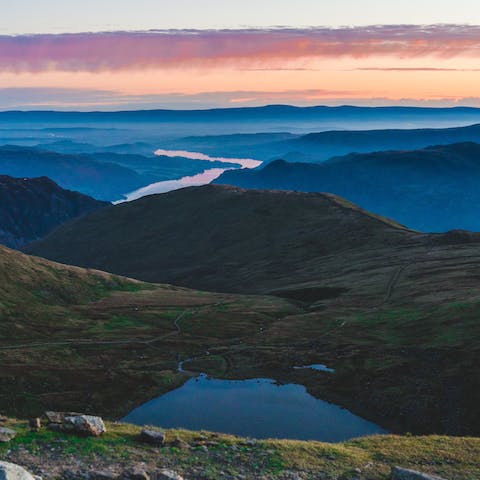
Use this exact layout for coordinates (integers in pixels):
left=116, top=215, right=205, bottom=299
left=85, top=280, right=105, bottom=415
left=22, top=186, right=480, bottom=434
left=26, top=184, right=414, bottom=292
left=1, top=419, right=479, bottom=479
left=0, top=244, right=294, bottom=419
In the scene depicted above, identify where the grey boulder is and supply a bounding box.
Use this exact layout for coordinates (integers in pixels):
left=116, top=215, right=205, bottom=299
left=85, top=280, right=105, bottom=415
left=392, top=467, right=446, bottom=480
left=0, top=462, right=35, bottom=480
left=121, top=469, right=150, bottom=480
left=0, top=428, right=16, bottom=443
left=47, top=413, right=106, bottom=437
left=139, top=429, right=165, bottom=446
left=44, top=411, right=82, bottom=424
left=156, top=471, right=184, bottom=480
left=64, top=415, right=106, bottom=437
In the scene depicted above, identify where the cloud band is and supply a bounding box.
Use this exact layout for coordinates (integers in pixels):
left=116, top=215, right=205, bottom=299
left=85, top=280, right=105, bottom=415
left=1, top=25, right=480, bottom=72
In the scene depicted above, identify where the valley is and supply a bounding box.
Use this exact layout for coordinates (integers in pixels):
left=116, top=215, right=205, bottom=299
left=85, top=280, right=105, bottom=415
left=3, top=7, right=480, bottom=478
left=19, top=186, right=480, bottom=436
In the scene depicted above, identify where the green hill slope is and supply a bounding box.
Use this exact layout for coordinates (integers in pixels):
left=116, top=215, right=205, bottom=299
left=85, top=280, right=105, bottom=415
left=23, top=186, right=480, bottom=434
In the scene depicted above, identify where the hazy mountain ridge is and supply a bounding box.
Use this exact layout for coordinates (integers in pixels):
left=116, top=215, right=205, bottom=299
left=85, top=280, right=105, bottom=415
left=0, top=145, right=154, bottom=201
left=281, top=123, right=480, bottom=161
left=215, top=142, right=480, bottom=232
left=3, top=105, right=480, bottom=138
left=0, top=175, right=107, bottom=248
left=0, top=145, right=240, bottom=202
left=160, top=122, right=480, bottom=163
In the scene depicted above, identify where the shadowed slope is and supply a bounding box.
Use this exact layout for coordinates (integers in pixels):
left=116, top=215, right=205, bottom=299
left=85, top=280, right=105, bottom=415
left=26, top=184, right=415, bottom=293
left=0, top=175, right=107, bottom=248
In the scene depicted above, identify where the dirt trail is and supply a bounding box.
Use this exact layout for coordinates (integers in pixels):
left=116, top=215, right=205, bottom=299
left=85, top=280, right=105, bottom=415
left=384, top=264, right=410, bottom=303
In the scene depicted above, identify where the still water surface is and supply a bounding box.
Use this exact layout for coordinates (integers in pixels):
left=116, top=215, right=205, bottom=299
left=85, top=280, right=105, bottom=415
left=123, top=375, right=387, bottom=442
left=120, top=149, right=262, bottom=202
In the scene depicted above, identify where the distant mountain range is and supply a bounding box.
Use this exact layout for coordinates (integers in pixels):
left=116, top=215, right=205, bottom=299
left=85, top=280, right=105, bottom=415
left=166, top=122, right=480, bottom=162
left=275, top=123, right=480, bottom=161
left=3, top=105, right=480, bottom=137
left=215, top=142, right=480, bottom=232
left=0, top=175, right=107, bottom=248
left=3, top=105, right=480, bottom=124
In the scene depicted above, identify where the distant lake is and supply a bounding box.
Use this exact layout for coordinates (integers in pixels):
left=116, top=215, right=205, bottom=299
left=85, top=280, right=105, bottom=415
left=154, top=149, right=261, bottom=169
left=123, top=375, right=387, bottom=442
left=120, top=149, right=262, bottom=202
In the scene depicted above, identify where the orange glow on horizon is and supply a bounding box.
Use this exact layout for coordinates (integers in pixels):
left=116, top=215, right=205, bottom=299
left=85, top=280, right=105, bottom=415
left=1, top=57, right=480, bottom=106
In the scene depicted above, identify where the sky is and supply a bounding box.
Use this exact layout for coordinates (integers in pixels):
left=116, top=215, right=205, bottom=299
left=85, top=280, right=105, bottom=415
left=2, top=0, right=480, bottom=110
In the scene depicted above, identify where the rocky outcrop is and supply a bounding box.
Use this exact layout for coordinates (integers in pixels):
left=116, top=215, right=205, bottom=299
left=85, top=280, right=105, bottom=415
left=66, top=468, right=184, bottom=480
left=156, top=470, right=184, bottom=480
left=28, top=418, right=41, bottom=432
left=120, top=468, right=150, bottom=480
left=392, top=467, right=446, bottom=480
left=0, top=428, right=16, bottom=443
left=139, top=429, right=165, bottom=446
left=46, top=412, right=106, bottom=437
left=44, top=411, right=81, bottom=424
left=0, top=462, right=35, bottom=480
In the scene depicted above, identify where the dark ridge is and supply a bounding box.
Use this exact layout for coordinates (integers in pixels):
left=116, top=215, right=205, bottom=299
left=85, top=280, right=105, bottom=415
left=0, top=175, right=108, bottom=248
left=215, top=142, right=480, bottom=232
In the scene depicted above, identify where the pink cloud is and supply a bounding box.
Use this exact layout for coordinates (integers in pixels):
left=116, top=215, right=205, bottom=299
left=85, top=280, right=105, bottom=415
left=1, top=25, right=480, bottom=73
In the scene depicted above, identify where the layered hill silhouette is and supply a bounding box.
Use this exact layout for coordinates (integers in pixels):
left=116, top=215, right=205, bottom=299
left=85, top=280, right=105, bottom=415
left=275, top=123, right=480, bottom=161
left=34, top=141, right=241, bottom=179
left=23, top=184, right=480, bottom=433
left=0, top=145, right=240, bottom=201
left=0, top=145, right=154, bottom=201
left=215, top=142, right=480, bottom=232
left=165, top=122, right=480, bottom=162
left=0, top=175, right=107, bottom=248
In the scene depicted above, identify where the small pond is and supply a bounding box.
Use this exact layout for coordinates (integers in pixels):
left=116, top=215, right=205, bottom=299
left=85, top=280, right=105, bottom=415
left=123, top=375, right=387, bottom=442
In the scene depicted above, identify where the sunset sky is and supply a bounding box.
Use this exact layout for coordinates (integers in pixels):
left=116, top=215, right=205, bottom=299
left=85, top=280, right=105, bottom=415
left=2, top=0, right=480, bottom=110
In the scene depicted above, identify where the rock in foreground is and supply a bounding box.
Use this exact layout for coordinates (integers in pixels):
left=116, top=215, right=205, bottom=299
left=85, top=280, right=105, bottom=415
left=139, top=429, right=166, bottom=446
left=392, top=466, right=446, bottom=480
left=0, top=462, right=35, bottom=480
left=0, top=429, right=15, bottom=443
left=156, top=470, right=184, bottom=480
left=46, top=412, right=106, bottom=437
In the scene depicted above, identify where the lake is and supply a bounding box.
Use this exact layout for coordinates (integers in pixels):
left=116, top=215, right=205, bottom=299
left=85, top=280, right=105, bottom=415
left=123, top=375, right=387, bottom=442
left=119, top=149, right=262, bottom=202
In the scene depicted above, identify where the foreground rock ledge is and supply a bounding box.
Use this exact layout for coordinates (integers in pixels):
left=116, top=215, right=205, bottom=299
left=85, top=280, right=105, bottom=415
left=0, top=461, right=35, bottom=480
left=392, top=466, right=446, bottom=480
